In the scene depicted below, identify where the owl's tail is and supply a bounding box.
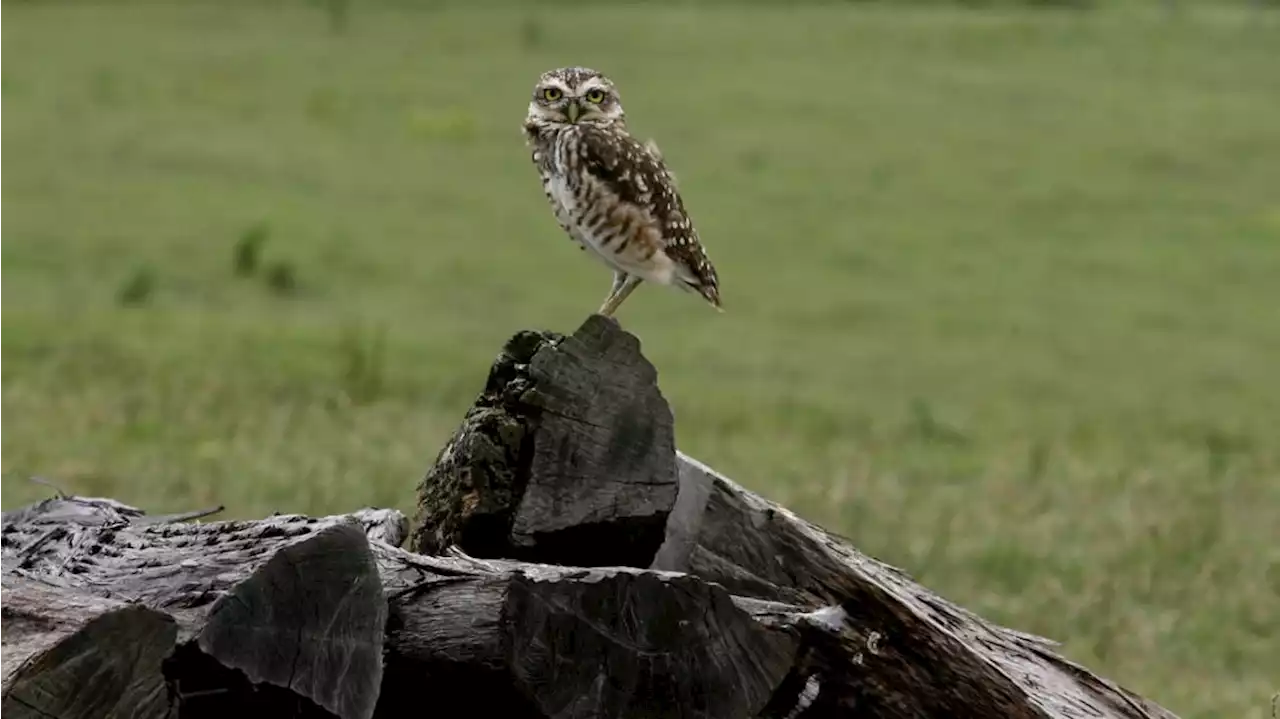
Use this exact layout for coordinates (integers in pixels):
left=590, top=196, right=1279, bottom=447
left=692, top=281, right=723, bottom=313
left=674, top=264, right=723, bottom=312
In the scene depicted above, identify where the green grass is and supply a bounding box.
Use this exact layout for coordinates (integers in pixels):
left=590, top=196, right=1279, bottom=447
left=3, top=2, right=1279, bottom=716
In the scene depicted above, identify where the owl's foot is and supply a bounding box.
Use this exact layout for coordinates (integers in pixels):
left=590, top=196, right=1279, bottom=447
left=599, top=274, right=641, bottom=317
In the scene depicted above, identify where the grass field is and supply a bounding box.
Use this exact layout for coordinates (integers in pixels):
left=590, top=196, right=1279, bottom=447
left=3, top=1, right=1279, bottom=716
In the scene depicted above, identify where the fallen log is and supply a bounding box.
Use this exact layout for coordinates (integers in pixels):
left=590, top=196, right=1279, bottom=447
left=409, top=314, right=1179, bottom=719
left=2, top=495, right=800, bottom=718
left=0, top=315, right=1179, bottom=718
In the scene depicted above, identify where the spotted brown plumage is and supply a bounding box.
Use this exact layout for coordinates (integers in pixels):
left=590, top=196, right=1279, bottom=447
left=523, top=66, right=722, bottom=318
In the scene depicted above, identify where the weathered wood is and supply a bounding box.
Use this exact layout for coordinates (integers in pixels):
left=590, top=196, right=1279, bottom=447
left=376, top=547, right=797, bottom=719
left=195, top=522, right=386, bottom=719
left=410, top=315, right=679, bottom=567
left=2, top=496, right=396, bottom=719
left=660, top=454, right=1181, bottom=719
left=1, top=315, right=1180, bottom=718
left=408, top=314, right=1180, bottom=719
left=2, top=574, right=176, bottom=719
left=2, top=494, right=802, bottom=718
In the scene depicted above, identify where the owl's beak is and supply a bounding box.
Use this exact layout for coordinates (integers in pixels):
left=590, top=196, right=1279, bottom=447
left=565, top=100, right=581, bottom=124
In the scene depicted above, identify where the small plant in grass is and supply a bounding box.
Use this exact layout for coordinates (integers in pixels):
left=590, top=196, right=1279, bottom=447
left=337, top=323, right=388, bottom=405
left=264, top=261, right=298, bottom=296
left=116, top=266, right=155, bottom=307
left=520, top=17, right=544, bottom=50
left=907, top=398, right=970, bottom=446
left=307, top=0, right=350, bottom=34
left=233, top=222, right=270, bottom=277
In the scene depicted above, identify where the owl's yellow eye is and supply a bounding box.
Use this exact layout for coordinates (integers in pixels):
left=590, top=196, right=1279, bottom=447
left=542, top=87, right=563, bottom=102
left=585, top=88, right=607, bottom=104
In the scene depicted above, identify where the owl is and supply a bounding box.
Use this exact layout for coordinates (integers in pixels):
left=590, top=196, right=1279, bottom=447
left=522, top=66, right=721, bottom=318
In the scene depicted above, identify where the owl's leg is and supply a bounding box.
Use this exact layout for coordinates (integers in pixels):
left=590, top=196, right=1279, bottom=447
left=607, top=270, right=628, bottom=298
left=599, top=273, right=642, bottom=317
left=597, top=271, right=628, bottom=315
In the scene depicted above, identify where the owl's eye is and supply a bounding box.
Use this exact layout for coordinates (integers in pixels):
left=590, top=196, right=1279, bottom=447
left=541, top=87, right=563, bottom=102
left=584, top=88, right=607, bottom=104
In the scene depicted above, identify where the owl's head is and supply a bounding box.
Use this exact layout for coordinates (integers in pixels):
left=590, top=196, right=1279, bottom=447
left=526, top=66, right=625, bottom=130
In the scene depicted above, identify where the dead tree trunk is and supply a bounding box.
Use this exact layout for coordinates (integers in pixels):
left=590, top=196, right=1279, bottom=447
left=2, top=315, right=1179, bottom=718
left=409, top=314, right=1178, bottom=719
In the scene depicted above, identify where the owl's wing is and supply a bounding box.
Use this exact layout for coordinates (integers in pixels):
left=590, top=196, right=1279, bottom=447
left=643, top=138, right=664, bottom=162
left=643, top=139, right=679, bottom=186
left=576, top=128, right=670, bottom=209
left=577, top=128, right=718, bottom=300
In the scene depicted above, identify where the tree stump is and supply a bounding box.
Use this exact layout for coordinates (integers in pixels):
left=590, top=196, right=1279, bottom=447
left=409, top=315, right=679, bottom=567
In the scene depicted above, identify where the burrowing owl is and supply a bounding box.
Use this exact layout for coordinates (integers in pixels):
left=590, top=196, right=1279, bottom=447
left=523, top=66, right=721, bottom=318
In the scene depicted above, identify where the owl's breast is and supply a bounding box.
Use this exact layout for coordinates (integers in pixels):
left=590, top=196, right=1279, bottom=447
left=533, top=126, right=677, bottom=285
left=552, top=172, right=676, bottom=285
left=546, top=168, right=600, bottom=258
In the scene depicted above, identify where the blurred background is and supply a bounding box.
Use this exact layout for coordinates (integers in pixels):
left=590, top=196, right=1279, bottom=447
left=3, top=0, right=1278, bottom=716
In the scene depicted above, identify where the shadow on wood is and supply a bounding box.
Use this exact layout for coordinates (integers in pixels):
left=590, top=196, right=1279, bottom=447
left=2, top=315, right=1178, bottom=718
